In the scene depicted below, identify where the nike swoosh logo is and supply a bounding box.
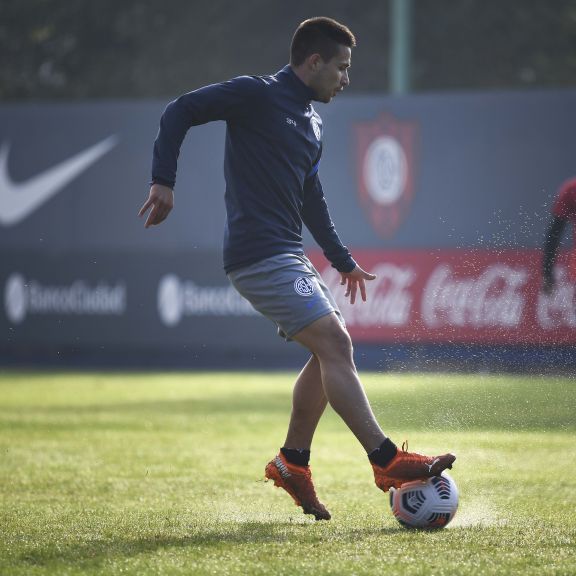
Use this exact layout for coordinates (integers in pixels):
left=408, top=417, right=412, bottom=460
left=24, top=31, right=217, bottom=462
left=427, top=458, right=440, bottom=473
left=0, top=135, right=117, bottom=226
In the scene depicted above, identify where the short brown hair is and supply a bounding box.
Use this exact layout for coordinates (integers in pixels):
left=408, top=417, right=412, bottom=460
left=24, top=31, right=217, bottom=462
left=290, top=17, right=356, bottom=66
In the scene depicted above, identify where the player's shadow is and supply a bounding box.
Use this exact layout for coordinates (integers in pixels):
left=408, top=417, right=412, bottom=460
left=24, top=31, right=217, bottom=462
left=18, top=523, right=405, bottom=568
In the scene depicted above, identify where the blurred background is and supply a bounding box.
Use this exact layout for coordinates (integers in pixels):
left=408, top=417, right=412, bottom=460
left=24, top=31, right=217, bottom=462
left=4, top=0, right=576, bottom=98
left=1, top=0, right=576, bottom=372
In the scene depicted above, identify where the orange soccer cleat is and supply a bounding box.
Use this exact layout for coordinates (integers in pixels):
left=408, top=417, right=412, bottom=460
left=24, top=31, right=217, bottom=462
left=372, top=441, right=456, bottom=493
left=265, top=453, right=331, bottom=521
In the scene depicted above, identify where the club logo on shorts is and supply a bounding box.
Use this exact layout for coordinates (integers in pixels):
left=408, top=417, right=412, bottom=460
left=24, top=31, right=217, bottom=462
left=294, top=276, right=315, bottom=296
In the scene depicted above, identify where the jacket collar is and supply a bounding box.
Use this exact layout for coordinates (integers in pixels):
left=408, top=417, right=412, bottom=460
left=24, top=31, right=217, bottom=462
left=277, top=64, right=317, bottom=103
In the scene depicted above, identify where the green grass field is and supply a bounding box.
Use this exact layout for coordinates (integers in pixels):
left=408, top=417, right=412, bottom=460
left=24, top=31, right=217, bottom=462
left=1, top=371, right=575, bottom=575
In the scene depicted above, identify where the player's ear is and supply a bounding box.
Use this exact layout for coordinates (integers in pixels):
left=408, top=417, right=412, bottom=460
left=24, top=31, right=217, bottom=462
left=307, top=53, right=323, bottom=72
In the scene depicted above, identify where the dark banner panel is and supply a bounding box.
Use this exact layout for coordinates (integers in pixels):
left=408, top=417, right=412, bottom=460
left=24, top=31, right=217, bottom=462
left=0, top=251, right=309, bottom=367
left=1, top=89, right=575, bottom=369
left=1, top=90, right=574, bottom=254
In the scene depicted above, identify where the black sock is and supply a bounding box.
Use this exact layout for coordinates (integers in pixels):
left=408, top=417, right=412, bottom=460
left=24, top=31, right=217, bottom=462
left=280, top=447, right=311, bottom=467
left=368, top=438, right=398, bottom=467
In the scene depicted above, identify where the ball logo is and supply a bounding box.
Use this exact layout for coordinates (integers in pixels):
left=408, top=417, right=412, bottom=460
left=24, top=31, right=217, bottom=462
left=157, top=274, right=184, bottom=327
left=294, top=276, right=315, bottom=297
left=4, top=273, right=27, bottom=324
left=311, top=117, right=322, bottom=141
left=355, top=113, right=417, bottom=238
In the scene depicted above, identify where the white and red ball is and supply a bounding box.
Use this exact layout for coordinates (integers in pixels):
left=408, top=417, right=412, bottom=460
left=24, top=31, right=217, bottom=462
left=389, top=473, right=459, bottom=529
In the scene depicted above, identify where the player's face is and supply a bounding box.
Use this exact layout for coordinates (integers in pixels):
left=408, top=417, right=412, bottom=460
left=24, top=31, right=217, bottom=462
left=311, top=45, right=351, bottom=103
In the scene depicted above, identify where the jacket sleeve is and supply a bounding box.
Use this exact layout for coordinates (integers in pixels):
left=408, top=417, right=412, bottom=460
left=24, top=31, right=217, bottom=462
left=542, top=215, right=567, bottom=283
left=301, top=172, right=356, bottom=273
left=151, top=76, right=263, bottom=188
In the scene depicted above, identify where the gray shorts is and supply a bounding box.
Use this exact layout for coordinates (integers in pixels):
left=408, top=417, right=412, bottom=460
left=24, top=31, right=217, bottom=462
left=227, top=253, right=344, bottom=340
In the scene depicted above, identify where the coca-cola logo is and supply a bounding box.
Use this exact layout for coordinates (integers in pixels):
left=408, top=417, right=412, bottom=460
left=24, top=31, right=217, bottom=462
left=422, top=264, right=528, bottom=328
left=310, top=250, right=576, bottom=345
left=321, top=263, right=415, bottom=327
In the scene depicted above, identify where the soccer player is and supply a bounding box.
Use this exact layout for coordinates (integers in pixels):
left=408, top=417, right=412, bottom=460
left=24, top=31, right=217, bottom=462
left=139, top=17, right=455, bottom=520
left=542, top=177, right=576, bottom=293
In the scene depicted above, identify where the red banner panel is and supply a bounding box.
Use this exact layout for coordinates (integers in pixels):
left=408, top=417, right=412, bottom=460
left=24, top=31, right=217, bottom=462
left=308, top=249, right=576, bottom=345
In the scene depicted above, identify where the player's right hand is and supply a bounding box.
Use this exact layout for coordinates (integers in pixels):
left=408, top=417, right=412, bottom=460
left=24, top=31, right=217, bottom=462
left=138, top=183, right=174, bottom=228
left=339, top=265, right=376, bottom=305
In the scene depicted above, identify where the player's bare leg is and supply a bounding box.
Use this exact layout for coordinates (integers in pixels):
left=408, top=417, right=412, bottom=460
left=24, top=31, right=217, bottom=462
left=293, top=313, right=385, bottom=452
left=265, top=355, right=331, bottom=520
left=283, top=354, right=327, bottom=449
left=293, top=313, right=456, bottom=492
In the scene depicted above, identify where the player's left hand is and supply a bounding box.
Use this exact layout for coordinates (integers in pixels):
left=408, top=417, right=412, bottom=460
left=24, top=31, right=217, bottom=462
left=340, top=265, right=376, bottom=304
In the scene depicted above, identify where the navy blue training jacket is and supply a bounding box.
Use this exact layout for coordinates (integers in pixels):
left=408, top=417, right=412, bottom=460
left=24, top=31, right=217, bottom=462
left=151, top=64, right=356, bottom=274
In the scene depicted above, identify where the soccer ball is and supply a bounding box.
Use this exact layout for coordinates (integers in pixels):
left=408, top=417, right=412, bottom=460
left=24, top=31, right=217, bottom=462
left=389, top=473, right=459, bottom=529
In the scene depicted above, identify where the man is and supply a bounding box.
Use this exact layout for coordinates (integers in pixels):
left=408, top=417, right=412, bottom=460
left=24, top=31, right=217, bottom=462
left=542, top=177, right=576, bottom=293
left=139, top=17, right=455, bottom=521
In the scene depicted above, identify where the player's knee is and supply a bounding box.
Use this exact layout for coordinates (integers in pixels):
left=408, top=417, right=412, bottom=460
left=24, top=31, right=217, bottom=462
left=295, top=314, right=353, bottom=361
left=322, top=323, right=354, bottom=362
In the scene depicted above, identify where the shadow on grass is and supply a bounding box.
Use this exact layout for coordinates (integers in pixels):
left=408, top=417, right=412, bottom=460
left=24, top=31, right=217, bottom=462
left=18, top=522, right=407, bottom=568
